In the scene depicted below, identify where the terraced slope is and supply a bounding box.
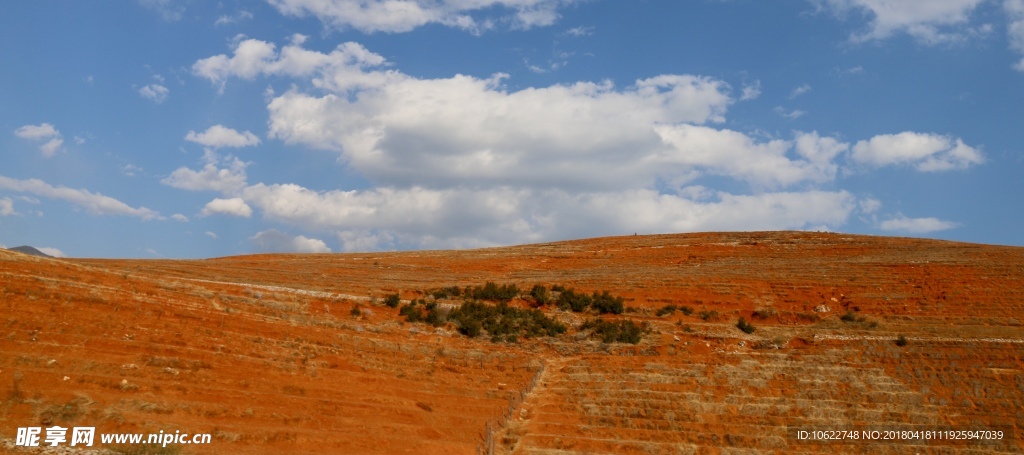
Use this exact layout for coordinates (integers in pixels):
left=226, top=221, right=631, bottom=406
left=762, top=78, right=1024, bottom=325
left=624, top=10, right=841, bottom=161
left=1, top=231, right=1022, bottom=454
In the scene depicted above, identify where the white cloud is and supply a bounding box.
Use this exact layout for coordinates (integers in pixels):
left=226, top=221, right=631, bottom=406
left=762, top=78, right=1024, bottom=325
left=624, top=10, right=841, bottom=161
left=199, top=197, right=252, bottom=217
left=563, top=25, right=594, bottom=37
left=15, top=123, right=63, bottom=158
left=265, top=0, right=578, bottom=33
left=215, top=10, right=253, bottom=26
left=192, top=37, right=981, bottom=250
left=879, top=214, right=959, bottom=233
left=789, top=83, right=811, bottom=98
left=122, top=164, right=144, bottom=177
left=14, top=123, right=59, bottom=140
left=162, top=153, right=249, bottom=194
left=185, top=125, right=260, bottom=148
left=0, top=197, right=14, bottom=216
left=140, top=0, right=185, bottom=21
left=251, top=229, right=331, bottom=253
left=37, top=247, right=66, bottom=258
left=0, top=175, right=160, bottom=220
left=171, top=213, right=189, bottom=222
left=858, top=197, right=882, bottom=214
left=1007, top=0, right=1024, bottom=71
left=740, top=80, right=761, bottom=100
left=240, top=183, right=855, bottom=250
left=138, top=84, right=169, bottom=103
left=815, top=0, right=988, bottom=44
left=205, top=231, right=218, bottom=239
left=774, top=107, right=806, bottom=120
left=851, top=131, right=983, bottom=171
left=39, top=138, right=63, bottom=158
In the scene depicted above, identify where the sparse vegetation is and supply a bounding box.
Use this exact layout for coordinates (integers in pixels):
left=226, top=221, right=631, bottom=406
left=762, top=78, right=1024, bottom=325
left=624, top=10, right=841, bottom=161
left=736, top=317, right=756, bottom=334
left=698, top=310, right=719, bottom=321
left=656, top=304, right=677, bottom=316
left=384, top=293, right=401, bottom=308
left=895, top=335, right=909, bottom=347
left=580, top=318, right=649, bottom=344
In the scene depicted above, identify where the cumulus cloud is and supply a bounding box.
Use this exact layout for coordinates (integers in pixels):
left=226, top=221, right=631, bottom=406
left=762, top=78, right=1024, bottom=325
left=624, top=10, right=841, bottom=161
left=851, top=131, right=983, bottom=171
left=879, top=214, right=959, bottom=233
left=14, top=123, right=59, bottom=140
left=0, top=197, right=14, bottom=216
left=0, top=175, right=160, bottom=220
left=251, top=229, right=331, bottom=253
left=14, top=123, right=63, bottom=158
left=240, top=183, right=855, bottom=250
left=199, top=197, right=252, bottom=217
left=162, top=153, right=249, bottom=194
left=265, top=0, right=578, bottom=33
left=37, top=247, right=66, bottom=258
left=185, top=125, right=260, bottom=148
left=814, top=0, right=988, bottom=44
left=190, top=37, right=981, bottom=249
left=171, top=213, right=189, bottom=222
left=138, top=84, right=169, bottom=103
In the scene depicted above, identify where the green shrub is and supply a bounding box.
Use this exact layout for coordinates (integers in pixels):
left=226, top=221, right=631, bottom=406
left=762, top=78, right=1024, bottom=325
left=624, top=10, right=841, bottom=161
left=399, top=303, right=421, bottom=322
left=445, top=300, right=566, bottom=342
left=556, top=288, right=592, bottom=312
left=350, top=305, right=362, bottom=317
left=430, top=286, right=462, bottom=299
left=840, top=311, right=857, bottom=322
left=384, top=293, right=401, bottom=308
left=580, top=318, right=648, bottom=344
left=466, top=282, right=520, bottom=302
left=678, top=305, right=694, bottom=316
left=698, top=310, right=719, bottom=321
left=656, top=305, right=677, bottom=317
left=590, top=290, right=624, bottom=314
left=895, top=335, right=908, bottom=347
left=529, top=284, right=550, bottom=305
left=736, top=317, right=756, bottom=334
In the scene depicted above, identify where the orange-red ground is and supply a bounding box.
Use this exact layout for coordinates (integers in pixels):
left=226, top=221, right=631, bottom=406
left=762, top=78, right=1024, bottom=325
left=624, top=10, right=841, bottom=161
left=1, top=231, right=1021, bottom=454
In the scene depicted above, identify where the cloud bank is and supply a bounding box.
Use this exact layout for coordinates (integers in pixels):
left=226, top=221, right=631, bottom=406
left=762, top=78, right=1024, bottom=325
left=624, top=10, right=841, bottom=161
left=186, top=37, right=982, bottom=250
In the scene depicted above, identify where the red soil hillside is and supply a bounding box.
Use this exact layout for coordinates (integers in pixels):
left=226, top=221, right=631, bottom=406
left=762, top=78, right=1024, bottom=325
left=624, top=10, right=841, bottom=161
left=1, top=231, right=1022, bottom=454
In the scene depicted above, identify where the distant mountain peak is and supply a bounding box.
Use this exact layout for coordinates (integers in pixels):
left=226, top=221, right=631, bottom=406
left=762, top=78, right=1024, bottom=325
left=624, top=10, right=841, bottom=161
left=6, top=246, right=52, bottom=258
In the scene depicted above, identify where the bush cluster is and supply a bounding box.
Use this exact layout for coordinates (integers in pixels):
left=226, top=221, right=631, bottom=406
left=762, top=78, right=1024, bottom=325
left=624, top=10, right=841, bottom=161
left=555, top=289, right=624, bottom=314
left=400, top=297, right=566, bottom=343
left=430, top=286, right=462, bottom=299
left=383, top=293, right=401, bottom=308
left=580, top=318, right=648, bottom=344
left=655, top=304, right=695, bottom=317
left=449, top=301, right=566, bottom=341
left=464, top=282, right=520, bottom=302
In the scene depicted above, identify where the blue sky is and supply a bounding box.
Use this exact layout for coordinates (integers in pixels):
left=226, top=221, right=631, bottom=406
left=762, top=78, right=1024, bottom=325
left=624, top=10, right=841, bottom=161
left=2, top=0, right=1023, bottom=258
